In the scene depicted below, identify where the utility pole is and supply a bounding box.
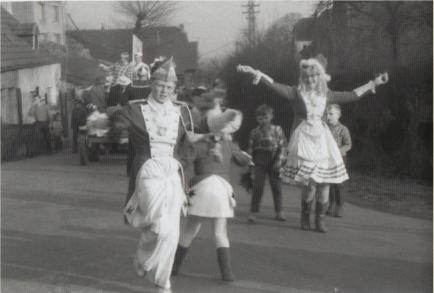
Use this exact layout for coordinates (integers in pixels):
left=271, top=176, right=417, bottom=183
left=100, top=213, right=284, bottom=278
left=242, top=0, right=260, bottom=47
left=67, top=13, right=80, bottom=31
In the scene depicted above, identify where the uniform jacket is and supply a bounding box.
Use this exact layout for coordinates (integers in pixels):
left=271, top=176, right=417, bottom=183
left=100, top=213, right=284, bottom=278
left=187, top=138, right=251, bottom=187
left=113, top=99, right=208, bottom=199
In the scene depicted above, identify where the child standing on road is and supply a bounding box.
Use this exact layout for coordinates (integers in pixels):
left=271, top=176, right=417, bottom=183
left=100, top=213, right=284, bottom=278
left=326, top=104, right=352, bottom=217
left=247, top=104, right=287, bottom=223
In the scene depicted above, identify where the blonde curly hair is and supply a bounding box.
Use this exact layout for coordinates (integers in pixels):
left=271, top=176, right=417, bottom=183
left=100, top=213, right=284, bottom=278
left=298, top=58, right=331, bottom=96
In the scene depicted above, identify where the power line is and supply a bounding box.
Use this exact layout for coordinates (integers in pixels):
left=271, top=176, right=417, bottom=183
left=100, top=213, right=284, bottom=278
left=67, top=13, right=80, bottom=31
left=242, top=0, right=260, bottom=47
left=199, top=40, right=238, bottom=59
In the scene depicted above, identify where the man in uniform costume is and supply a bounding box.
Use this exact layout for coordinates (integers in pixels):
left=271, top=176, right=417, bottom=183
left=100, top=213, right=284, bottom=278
left=114, top=57, right=237, bottom=292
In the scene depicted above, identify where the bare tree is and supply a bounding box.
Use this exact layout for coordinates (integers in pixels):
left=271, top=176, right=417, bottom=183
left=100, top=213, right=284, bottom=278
left=313, top=1, right=433, bottom=176
left=347, top=1, right=431, bottom=67
left=113, top=1, right=179, bottom=33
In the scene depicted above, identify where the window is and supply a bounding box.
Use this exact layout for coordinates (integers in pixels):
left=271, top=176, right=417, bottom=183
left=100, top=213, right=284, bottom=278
left=55, top=33, right=61, bottom=45
left=53, top=6, right=59, bottom=23
left=33, top=34, right=38, bottom=50
left=1, top=88, right=20, bottom=124
left=39, top=3, right=46, bottom=23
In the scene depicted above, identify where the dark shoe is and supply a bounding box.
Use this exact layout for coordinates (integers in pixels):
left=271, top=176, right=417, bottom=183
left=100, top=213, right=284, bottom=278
left=274, top=212, right=286, bottom=222
left=315, top=202, right=329, bottom=233
left=335, top=205, right=343, bottom=217
left=216, top=247, right=235, bottom=282
left=171, top=245, right=189, bottom=276
left=133, top=258, right=146, bottom=277
left=247, top=213, right=257, bottom=224
left=301, top=201, right=312, bottom=231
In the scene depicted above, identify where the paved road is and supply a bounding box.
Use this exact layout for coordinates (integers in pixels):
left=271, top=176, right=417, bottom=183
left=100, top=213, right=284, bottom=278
left=1, top=152, right=432, bottom=293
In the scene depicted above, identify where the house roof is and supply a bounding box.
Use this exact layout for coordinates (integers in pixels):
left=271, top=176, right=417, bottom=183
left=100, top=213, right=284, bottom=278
left=1, top=8, right=57, bottom=72
left=293, top=18, right=315, bottom=41
left=67, top=26, right=198, bottom=73
left=64, top=53, right=106, bottom=87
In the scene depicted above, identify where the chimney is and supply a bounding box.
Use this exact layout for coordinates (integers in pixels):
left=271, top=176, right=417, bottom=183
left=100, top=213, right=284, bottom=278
left=101, top=23, right=105, bottom=31
left=179, top=24, right=184, bottom=31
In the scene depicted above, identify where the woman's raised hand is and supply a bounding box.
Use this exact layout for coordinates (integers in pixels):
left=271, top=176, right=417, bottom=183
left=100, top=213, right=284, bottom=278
left=236, top=65, right=256, bottom=76
left=374, top=72, right=389, bottom=86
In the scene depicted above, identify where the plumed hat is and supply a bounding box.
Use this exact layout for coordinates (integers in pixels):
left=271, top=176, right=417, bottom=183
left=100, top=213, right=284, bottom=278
left=207, top=108, right=243, bottom=135
left=204, top=87, right=242, bottom=135
left=150, top=56, right=178, bottom=82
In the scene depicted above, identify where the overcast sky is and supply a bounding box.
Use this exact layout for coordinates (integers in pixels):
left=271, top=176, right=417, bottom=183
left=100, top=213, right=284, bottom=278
left=66, top=1, right=315, bottom=61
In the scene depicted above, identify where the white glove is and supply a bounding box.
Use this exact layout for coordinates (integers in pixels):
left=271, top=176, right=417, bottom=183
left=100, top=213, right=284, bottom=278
left=374, top=72, right=389, bottom=86
left=237, top=65, right=273, bottom=85
left=236, top=64, right=256, bottom=75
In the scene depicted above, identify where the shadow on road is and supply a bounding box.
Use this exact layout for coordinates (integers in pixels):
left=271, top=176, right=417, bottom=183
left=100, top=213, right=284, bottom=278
left=2, top=228, right=432, bottom=293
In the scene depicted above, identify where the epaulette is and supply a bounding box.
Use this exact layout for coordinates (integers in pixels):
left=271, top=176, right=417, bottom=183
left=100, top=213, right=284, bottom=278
left=174, top=100, right=195, bottom=133
left=128, top=99, right=147, bottom=105
left=173, top=100, right=193, bottom=110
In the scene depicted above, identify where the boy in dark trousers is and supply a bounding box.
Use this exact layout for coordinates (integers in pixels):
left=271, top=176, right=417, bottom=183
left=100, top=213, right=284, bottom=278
left=71, top=98, right=88, bottom=153
left=50, top=112, right=64, bottom=152
left=247, top=104, right=287, bottom=223
left=326, top=104, right=352, bottom=217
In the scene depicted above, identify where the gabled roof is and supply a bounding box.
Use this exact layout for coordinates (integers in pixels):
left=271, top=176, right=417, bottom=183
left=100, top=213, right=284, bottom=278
left=37, top=40, right=106, bottom=87
left=1, top=8, right=57, bottom=72
left=67, top=26, right=198, bottom=73
left=293, top=17, right=315, bottom=41
left=67, top=29, right=133, bottom=62
left=64, top=52, right=106, bottom=87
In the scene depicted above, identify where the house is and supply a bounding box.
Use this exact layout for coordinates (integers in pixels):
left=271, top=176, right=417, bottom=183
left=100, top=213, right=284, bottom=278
left=1, top=8, right=61, bottom=159
left=67, top=25, right=198, bottom=81
left=1, top=1, right=66, bottom=46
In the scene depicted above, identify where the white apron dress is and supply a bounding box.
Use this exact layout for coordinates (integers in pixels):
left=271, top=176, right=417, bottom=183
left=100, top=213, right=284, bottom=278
left=123, top=98, right=186, bottom=290
left=280, top=92, right=349, bottom=185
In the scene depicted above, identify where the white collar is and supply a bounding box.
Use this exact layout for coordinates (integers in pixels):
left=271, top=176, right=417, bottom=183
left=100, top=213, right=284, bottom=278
left=147, top=94, right=174, bottom=112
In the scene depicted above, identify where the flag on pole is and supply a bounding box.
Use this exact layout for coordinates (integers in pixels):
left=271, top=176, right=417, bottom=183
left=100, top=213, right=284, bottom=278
left=132, top=34, right=143, bottom=57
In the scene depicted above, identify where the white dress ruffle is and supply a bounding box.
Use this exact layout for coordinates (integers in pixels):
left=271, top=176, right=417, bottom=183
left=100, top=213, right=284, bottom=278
left=187, top=175, right=236, bottom=218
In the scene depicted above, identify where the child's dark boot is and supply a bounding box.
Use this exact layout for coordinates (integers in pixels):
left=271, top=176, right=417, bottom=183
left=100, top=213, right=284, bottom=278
left=216, top=247, right=235, bottom=281
left=315, top=202, right=329, bottom=233
left=300, top=200, right=312, bottom=230
left=171, top=245, right=189, bottom=276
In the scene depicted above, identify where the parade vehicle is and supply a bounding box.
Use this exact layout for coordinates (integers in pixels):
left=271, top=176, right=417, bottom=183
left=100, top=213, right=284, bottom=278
left=77, top=105, right=128, bottom=165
